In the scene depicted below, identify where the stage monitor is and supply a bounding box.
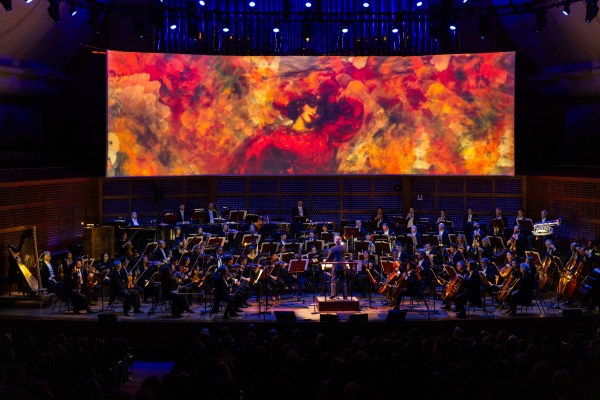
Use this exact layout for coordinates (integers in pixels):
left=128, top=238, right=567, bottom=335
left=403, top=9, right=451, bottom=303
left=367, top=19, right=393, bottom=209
left=107, top=52, right=515, bottom=177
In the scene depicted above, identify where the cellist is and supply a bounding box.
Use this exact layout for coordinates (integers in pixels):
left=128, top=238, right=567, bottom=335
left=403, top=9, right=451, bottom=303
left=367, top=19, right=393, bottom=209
left=505, top=262, right=536, bottom=316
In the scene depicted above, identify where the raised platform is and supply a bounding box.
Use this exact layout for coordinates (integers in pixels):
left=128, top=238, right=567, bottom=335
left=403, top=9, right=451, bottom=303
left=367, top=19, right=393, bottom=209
left=317, top=297, right=360, bottom=311
left=0, top=293, right=55, bottom=309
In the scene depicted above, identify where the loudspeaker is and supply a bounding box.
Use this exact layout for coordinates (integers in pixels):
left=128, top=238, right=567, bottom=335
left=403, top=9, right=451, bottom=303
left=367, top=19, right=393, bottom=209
left=98, top=313, right=118, bottom=323
left=386, top=309, right=407, bottom=322
left=320, top=313, right=340, bottom=322
left=349, top=313, right=368, bottom=322
left=562, top=308, right=583, bottom=318
left=274, top=311, right=297, bottom=322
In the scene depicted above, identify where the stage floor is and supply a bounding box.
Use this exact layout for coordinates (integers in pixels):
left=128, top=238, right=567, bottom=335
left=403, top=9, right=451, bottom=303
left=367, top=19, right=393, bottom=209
left=0, top=291, right=591, bottom=323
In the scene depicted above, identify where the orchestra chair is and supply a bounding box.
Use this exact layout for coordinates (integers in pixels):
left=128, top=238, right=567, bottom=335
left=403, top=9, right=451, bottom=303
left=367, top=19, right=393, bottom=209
left=105, top=295, right=124, bottom=313
left=518, top=288, right=546, bottom=317
left=466, top=293, right=491, bottom=319
left=147, top=292, right=171, bottom=317
left=50, top=288, right=72, bottom=314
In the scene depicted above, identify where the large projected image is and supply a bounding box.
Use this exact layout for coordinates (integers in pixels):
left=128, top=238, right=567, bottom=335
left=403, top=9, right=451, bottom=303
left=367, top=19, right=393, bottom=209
left=107, top=52, right=514, bottom=176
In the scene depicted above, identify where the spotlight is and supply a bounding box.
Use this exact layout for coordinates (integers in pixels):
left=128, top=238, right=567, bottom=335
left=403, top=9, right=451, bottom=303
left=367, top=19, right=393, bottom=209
left=391, top=25, right=399, bottom=33
left=25, top=0, right=33, bottom=3
left=585, top=0, right=599, bottom=22
left=70, top=4, right=77, bottom=16
left=462, top=0, right=467, bottom=3
left=535, top=10, right=546, bottom=32
left=248, top=1, right=255, bottom=7
left=222, top=25, right=230, bottom=33
left=47, top=0, right=60, bottom=23
left=198, top=0, right=205, bottom=5
left=170, top=24, right=177, bottom=30
left=362, top=1, right=369, bottom=7
left=272, top=26, right=280, bottom=33
left=305, top=1, right=311, bottom=7
left=449, top=24, right=457, bottom=31
left=416, top=1, right=423, bottom=6
left=1, top=0, right=12, bottom=11
left=341, top=26, right=349, bottom=33
left=562, top=2, right=570, bottom=15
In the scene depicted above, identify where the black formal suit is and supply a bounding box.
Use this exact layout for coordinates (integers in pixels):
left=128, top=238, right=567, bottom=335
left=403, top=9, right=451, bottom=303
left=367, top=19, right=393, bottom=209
left=176, top=209, right=187, bottom=223
left=455, top=269, right=482, bottom=315
left=435, top=229, right=451, bottom=247
left=153, top=247, right=169, bottom=262
left=508, top=269, right=535, bottom=314
left=292, top=206, right=310, bottom=220
left=405, top=213, right=418, bottom=228
left=39, top=260, right=55, bottom=290
left=464, top=213, right=478, bottom=241
left=327, top=244, right=347, bottom=298
left=406, top=232, right=422, bottom=247
left=159, top=264, right=189, bottom=317
left=128, top=218, right=141, bottom=227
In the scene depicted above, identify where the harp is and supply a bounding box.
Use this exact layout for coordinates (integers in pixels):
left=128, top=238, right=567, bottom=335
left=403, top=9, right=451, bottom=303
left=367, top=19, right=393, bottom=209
left=7, top=227, right=43, bottom=294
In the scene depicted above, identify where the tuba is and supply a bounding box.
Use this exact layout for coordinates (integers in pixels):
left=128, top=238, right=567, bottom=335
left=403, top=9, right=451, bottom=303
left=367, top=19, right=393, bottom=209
left=532, top=218, right=561, bottom=236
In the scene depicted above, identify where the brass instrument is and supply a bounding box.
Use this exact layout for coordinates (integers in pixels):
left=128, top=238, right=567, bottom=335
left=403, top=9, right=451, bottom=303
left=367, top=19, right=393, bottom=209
left=532, top=218, right=561, bottom=236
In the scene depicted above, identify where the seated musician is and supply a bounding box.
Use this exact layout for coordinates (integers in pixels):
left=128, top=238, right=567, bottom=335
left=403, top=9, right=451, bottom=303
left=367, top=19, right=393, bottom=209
left=153, top=240, right=170, bottom=263
left=129, top=211, right=141, bottom=227
left=66, top=258, right=95, bottom=314
left=114, top=258, right=143, bottom=314
left=505, top=226, right=526, bottom=257
left=542, top=239, right=560, bottom=260
left=231, top=255, right=252, bottom=307
left=356, top=250, right=376, bottom=297
left=279, top=233, right=289, bottom=249
left=423, top=242, right=438, bottom=265
left=472, top=222, right=487, bottom=239
left=506, top=262, right=536, bottom=316
left=266, top=252, right=287, bottom=301
left=515, top=209, right=527, bottom=227
left=436, top=223, right=451, bottom=247
left=372, top=207, right=387, bottom=227
left=39, top=251, right=59, bottom=293
left=405, top=207, right=418, bottom=231
left=447, top=243, right=465, bottom=266
left=406, top=225, right=422, bottom=247
left=211, top=265, right=239, bottom=319
left=159, top=261, right=193, bottom=317
left=355, top=220, right=367, bottom=236
left=453, top=260, right=482, bottom=318
left=391, top=261, right=421, bottom=310
left=118, top=231, right=133, bottom=258
left=492, top=207, right=508, bottom=227
left=415, top=249, right=432, bottom=289
left=436, top=210, right=450, bottom=225
left=380, top=222, right=395, bottom=239
left=480, top=258, right=500, bottom=294
left=391, top=246, right=411, bottom=264
left=455, top=234, right=468, bottom=256
left=136, top=255, right=158, bottom=303
left=97, top=252, right=112, bottom=272
left=480, top=236, right=495, bottom=260
left=292, top=199, right=310, bottom=221
left=176, top=203, right=187, bottom=224
left=206, top=202, right=220, bottom=224
left=464, top=207, right=478, bottom=241
left=363, top=233, right=377, bottom=253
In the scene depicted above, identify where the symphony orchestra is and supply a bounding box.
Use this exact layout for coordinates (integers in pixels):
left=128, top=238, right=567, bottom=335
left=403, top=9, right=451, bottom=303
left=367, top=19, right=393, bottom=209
left=10, top=202, right=600, bottom=319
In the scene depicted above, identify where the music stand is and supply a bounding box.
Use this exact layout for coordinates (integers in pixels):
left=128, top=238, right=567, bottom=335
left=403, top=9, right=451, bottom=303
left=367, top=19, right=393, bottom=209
left=491, top=219, right=505, bottom=236
left=207, top=236, right=225, bottom=248
left=518, top=219, right=534, bottom=232
left=260, top=242, right=279, bottom=255
left=288, top=259, right=308, bottom=303
left=399, top=236, right=418, bottom=253
left=354, top=241, right=370, bottom=253
left=343, top=227, right=360, bottom=252
left=185, top=236, right=203, bottom=251
left=305, top=240, right=324, bottom=253
left=293, top=216, right=309, bottom=223
left=321, top=232, right=334, bottom=242
left=375, top=241, right=391, bottom=256
left=143, top=242, right=158, bottom=258
left=489, top=236, right=506, bottom=253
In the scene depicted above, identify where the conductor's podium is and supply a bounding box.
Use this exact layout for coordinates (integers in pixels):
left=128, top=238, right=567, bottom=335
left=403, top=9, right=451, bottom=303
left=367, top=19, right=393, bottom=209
left=317, top=297, right=360, bottom=312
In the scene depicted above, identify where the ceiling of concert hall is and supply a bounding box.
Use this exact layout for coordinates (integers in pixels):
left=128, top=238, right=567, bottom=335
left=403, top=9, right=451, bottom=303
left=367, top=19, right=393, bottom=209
left=1, top=0, right=599, bottom=96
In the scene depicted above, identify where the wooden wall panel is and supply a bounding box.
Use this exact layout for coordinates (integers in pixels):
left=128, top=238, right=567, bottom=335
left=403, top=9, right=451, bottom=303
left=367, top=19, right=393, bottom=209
left=0, top=178, right=98, bottom=293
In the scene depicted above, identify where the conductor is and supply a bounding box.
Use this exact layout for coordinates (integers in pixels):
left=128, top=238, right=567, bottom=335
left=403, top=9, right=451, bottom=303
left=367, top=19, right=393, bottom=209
left=327, top=235, right=347, bottom=299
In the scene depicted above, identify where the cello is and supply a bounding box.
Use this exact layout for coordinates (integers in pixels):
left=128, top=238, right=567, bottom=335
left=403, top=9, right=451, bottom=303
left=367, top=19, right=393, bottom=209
left=497, top=269, right=520, bottom=304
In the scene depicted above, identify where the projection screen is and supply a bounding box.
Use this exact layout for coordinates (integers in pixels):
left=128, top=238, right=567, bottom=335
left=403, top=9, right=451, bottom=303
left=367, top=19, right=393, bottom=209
left=107, top=51, right=515, bottom=177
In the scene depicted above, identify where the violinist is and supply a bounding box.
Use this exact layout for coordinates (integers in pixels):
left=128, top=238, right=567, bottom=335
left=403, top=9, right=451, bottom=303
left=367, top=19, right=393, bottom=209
left=159, top=261, right=192, bottom=317
left=97, top=252, right=112, bottom=272
left=455, top=234, right=468, bottom=257
left=153, top=240, right=170, bottom=263
left=119, top=231, right=133, bottom=258
left=66, top=258, right=94, bottom=314
left=210, top=265, right=239, bottom=319
left=266, top=252, right=287, bottom=301
left=391, top=261, right=420, bottom=310
left=231, top=255, right=253, bottom=307
left=506, top=226, right=526, bottom=257
left=453, top=260, right=482, bottom=318
left=82, top=258, right=102, bottom=305
left=220, top=224, right=237, bottom=251
left=172, top=226, right=187, bottom=257
left=505, top=262, right=536, bottom=316
left=447, top=243, right=465, bottom=267
left=108, top=260, right=142, bottom=316
left=480, top=257, right=501, bottom=295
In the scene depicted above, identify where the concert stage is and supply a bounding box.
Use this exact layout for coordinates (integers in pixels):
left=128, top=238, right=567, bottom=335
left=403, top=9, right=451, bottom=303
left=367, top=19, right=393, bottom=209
left=2, top=291, right=599, bottom=361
